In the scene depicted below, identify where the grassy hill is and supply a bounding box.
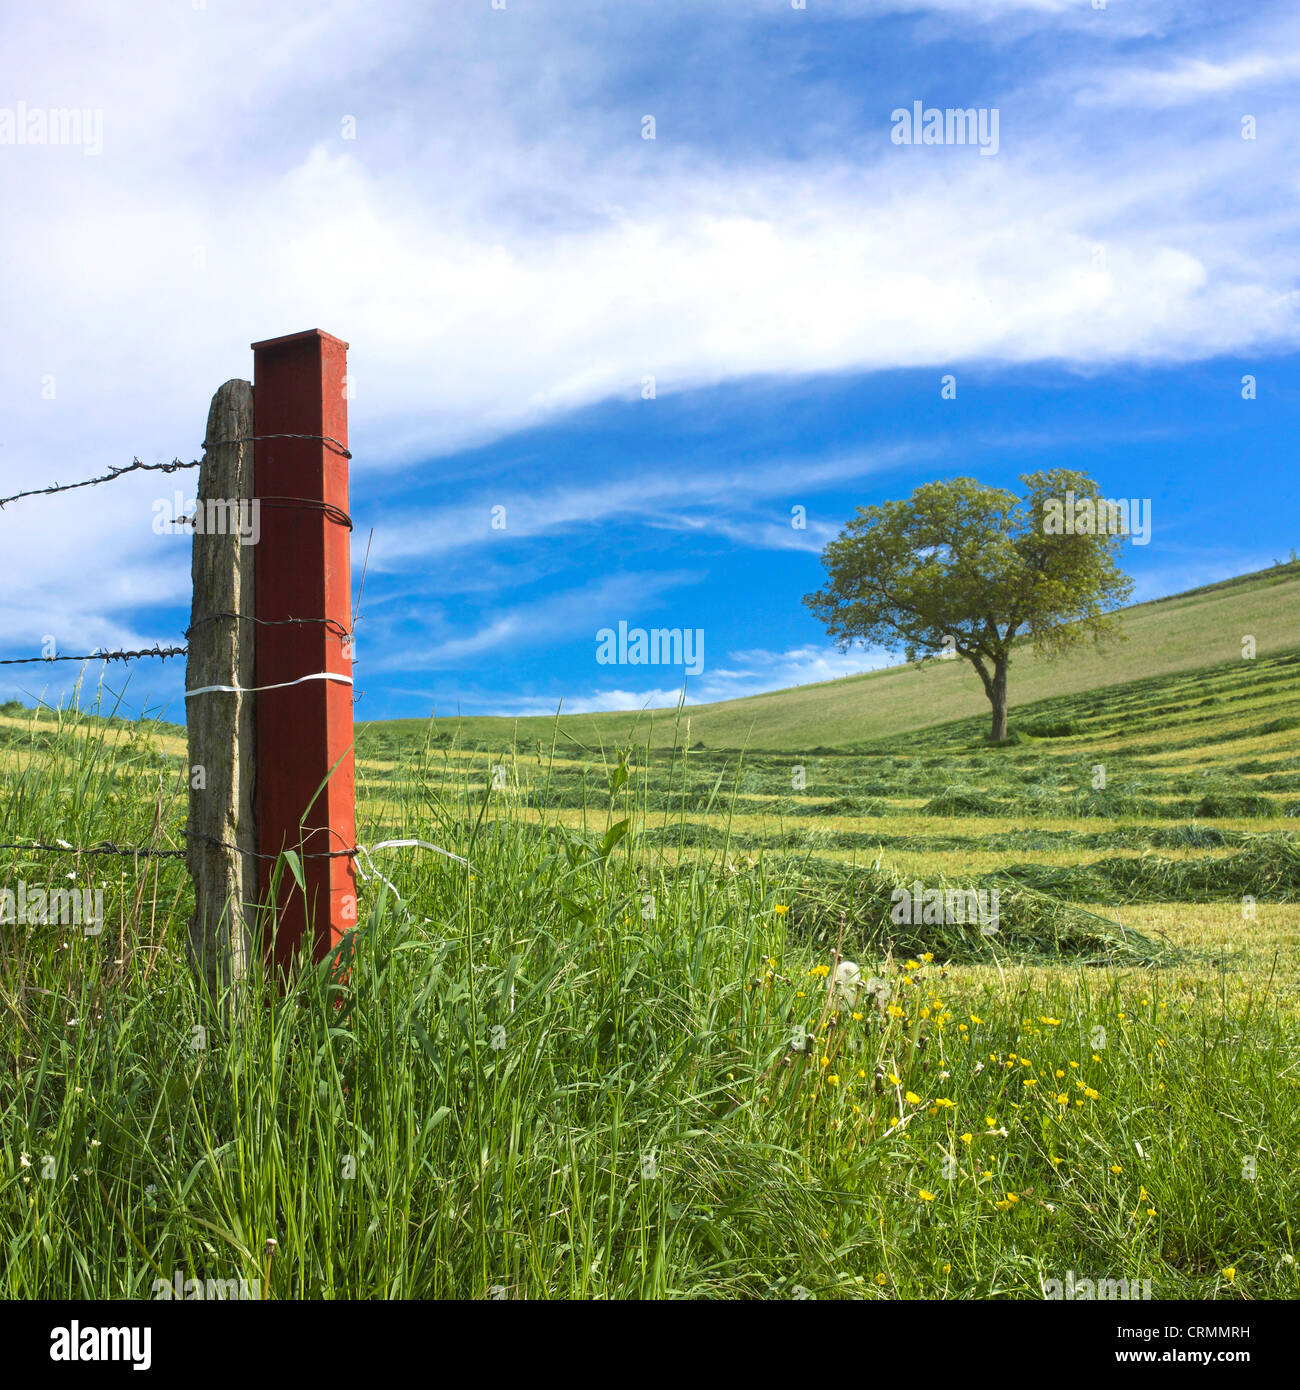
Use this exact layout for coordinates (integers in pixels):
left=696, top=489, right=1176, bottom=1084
left=361, top=560, right=1300, bottom=753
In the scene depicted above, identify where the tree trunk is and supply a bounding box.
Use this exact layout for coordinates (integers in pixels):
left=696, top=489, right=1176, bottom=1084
left=989, top=658, right=1009, bottom=742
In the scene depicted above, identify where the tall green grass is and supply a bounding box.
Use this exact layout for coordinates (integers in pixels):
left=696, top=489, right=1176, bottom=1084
left=2, top=690, right=1297, bottom=1299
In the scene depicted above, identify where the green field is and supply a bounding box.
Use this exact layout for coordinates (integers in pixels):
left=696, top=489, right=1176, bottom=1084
left=1, top=566, right=1297, bottom=1299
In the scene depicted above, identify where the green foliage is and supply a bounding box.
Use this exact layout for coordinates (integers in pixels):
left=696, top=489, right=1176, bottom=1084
left=804, top=469, right=1134, bottom=739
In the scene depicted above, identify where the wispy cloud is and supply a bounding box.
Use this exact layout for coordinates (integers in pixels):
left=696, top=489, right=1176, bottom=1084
left=1075, top=51, right=1300, bottom=107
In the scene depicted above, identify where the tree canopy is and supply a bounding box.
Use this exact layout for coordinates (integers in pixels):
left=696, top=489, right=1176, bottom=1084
left=803, top=469, right=1135, bottom=741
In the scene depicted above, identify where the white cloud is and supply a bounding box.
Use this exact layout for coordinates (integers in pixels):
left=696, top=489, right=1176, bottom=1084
left=470, top=642, right=895, bottom=717
left=1075, top=50, right=1300, bottom=107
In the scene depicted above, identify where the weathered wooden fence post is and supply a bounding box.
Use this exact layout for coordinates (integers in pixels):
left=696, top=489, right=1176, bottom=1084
left=250, top=330, right=356, bottom=977
left=186, top=379, right=257, bottom=995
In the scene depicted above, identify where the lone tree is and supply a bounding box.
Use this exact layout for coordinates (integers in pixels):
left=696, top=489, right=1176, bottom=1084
left=803, top=469, right=1134, bottom=742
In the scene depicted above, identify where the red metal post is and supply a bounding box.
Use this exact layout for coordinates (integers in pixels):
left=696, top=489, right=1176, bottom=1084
left=250, top=329, right=356, bottom=976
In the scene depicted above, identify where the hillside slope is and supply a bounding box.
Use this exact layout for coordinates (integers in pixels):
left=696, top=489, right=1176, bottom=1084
left=364, top=561, right=1300, bottom=753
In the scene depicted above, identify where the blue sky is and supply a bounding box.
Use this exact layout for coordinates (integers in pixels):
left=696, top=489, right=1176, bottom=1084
left=1, top=0, right=1296, bottom=722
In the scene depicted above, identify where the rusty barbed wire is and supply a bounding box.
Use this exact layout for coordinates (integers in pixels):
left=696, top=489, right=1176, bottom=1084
left=185, top=612, right=351, bottom=640
left=0, top=457, right=201, bottom=510
left=258, top=496, right=354, bottom=530
left=0, top=838, right=188, bottom=860
left=188, top=830, right=359, bottom=861
left=203, top=433, right=352, bottom=459
left=0, top=434, right=351, bottom=511
left=0, top=644, right=188, bottom=667
left=0, top=832, right=360, bottom=861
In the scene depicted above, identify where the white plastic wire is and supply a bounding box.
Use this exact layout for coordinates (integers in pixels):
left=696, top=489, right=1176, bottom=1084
left=185, top=671, right=353, bottom=698
left=352, top=838, right=470, bottom=913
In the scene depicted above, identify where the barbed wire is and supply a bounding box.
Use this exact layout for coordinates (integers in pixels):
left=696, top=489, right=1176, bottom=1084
left=191, top=832, right=359, bottom=861
left=258, top=496, right=354, bottom=530
left=185, top=612, right=350, bottom=639
left=0, top=458, right=200, bottom=510
left=174, top=497, right=352, bottom=533
left=204, top=433, right=352, bottom=459
left=0, top=644, right=188, bottom=667
left=0, top=434, right=351, bottom=511
left=0, top=838, right=187, bottom=861
left=0, top=832, right=359, bottom=861
left=0, top=430, right=363, bottom=864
